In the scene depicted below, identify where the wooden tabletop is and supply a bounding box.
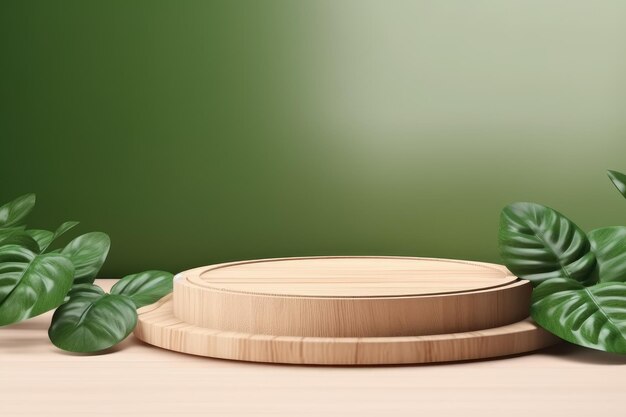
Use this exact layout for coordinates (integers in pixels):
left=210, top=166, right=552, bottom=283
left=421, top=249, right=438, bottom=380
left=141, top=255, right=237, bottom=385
left=1, top=280, right=625, bottom=416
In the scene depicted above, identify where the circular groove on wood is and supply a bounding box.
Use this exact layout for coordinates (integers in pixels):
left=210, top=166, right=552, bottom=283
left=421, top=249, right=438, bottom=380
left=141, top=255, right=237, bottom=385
left=185, top=256, right=517, bottom=298
left=134, top=295, right=560, bottom=365
left=173, top=257, right=530, bottom=337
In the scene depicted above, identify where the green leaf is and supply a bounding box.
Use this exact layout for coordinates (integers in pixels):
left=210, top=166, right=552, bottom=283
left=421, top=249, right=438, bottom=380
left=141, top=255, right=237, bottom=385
left=499, top=202, right=596, bottom=286
left=25, top=230, right=53, bottom=251
left=48, top=284, right=137, bottom=353
left=61, top=232, right=110, bottom=284
left=608, top=170, right=626, bottom=199
left=0, top=230, right=41, bottom=253
left=27, top=221, right=80, bottom=252
left=52, top=221, right=79, bottom=240
left=531, top=278, right=626, bottom=353
left=0, top=194, right=36, bottom=228
left=589, top=226, right=626, bottom=283
left=110, top=270, right=174, bottom=308
left=0, top=245, right=75, bottom=326
left=0, top=226, right=26, bottom=239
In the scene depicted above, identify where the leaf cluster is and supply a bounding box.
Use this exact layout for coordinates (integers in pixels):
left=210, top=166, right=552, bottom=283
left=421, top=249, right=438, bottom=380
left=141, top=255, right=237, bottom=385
left=499, top=170, right=626, bottom=353
left=0, top=194, right=173, bottom=353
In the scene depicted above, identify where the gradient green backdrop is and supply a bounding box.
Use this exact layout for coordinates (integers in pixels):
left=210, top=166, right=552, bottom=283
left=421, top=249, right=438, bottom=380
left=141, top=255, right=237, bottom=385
left=2, top=1, right=626, bottom=276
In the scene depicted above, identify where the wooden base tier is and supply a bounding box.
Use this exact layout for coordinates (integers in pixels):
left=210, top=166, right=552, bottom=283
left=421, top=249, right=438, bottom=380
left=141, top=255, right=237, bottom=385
left=135, top=295, right=559, bottom=365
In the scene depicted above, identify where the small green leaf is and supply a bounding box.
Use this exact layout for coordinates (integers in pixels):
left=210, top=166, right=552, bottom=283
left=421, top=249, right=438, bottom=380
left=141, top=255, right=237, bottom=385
left=52, top=221, right=79, bottom=240
left=48, top=284, right=137, bottom=353
left=608, top=170, right=626, bottom=199
left=531, top=278, right=626, bottom=353
left=589, top=226, right=626, bottom=283
left=111, top=270, right=174, bottom=308
left=27, top=221, right=80, bottom=252
left=0, top=245, right=75, bottom=326
left=0, top=194, right=35, bottom=228
left=499, top=202, right=596, bottom=286
left=61, top=232, right=110, bottom=284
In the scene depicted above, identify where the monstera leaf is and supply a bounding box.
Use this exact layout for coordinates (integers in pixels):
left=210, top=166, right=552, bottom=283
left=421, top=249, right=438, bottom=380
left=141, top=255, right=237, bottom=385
left=589, top=226, right=626, bottom=283
left=0, top=244, right=75, bottom=326
left=27, top=221, right=79, bottom=253
left=608, top=170, right=626, bottom=199
left=499, top=202, right=596, bottom=286
left=0, top=194, right=35, bottom=228
left=0, top=230, right=40, bottom=252
left=48, top=284, right=137, bottom=353
left=61, top=232, right=110, bottom=284
left=110, top=270, right=174, bottom=308
left=531, top=278, right=626, bottom=353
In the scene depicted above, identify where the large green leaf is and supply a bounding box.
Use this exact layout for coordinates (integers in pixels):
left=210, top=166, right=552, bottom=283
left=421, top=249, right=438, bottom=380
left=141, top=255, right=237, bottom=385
left=589, top=226, right=626, bottom=283
left=499, top=202, right=596, bottom=286
left=110, top=270, right=174, bottom=308
left=531, top=278, right=626, bottom=353
left=48, top=284, right=137, bottom=353
left=0, top=194, right=35, bottom=228
left=608, top=170, right=626, bottom=199
left=61, top=232, right=110, bottom=284
left=0, top=245, right=75, bottom=326
left=27, top=221, right=79, bottom=253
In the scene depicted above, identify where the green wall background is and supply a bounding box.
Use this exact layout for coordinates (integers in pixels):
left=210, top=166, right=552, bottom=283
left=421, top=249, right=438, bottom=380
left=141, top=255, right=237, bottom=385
left=2, top=1, right=626, bottom=276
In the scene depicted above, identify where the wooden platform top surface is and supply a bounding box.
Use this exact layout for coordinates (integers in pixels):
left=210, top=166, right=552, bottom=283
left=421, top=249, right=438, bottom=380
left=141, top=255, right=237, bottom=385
left=183, top=256, right=517, bottom=297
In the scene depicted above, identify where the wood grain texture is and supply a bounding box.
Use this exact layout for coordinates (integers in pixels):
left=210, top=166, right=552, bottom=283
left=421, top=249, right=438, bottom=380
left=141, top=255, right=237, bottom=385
left=136, top=294, right=559, bottom=365
left=137, top=257, right=559, bottom=364
left=190, top=256, right=517, bottom=297
left=2, top=280, right=626, bottom=417
left=174, top=256, right=530, bottom=337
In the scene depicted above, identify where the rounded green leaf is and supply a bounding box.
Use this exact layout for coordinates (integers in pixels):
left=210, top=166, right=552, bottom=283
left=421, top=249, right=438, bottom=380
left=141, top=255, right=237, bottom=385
left=608, top=170, right=626, bottom=199
left=531, top=278, right=626, bottom=353
left=110, top=270, right=174, bottom=308
left=499, top=202, right=596, bottom=286
left=48, top=284, right=137, bottom=353
left=61, top=232, right=110, bottom=284
left=0, top=245, right=75, bottom=326
left=589, top=226, right=626, bottom=283
left=0, top=194, right=35, bottom=228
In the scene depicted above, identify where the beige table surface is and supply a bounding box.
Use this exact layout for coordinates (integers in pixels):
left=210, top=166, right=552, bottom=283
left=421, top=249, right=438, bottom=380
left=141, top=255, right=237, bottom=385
left=1, top=280, right=624, bottom=417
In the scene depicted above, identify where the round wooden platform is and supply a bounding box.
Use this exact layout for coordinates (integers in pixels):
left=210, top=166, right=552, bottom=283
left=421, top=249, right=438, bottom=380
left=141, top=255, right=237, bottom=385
left=135, top=257, right=559, bottom=364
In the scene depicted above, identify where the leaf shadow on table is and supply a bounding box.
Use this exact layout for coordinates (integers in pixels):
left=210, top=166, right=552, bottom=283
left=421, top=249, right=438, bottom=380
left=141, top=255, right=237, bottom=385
left=540, top=343, right=626, bottom=365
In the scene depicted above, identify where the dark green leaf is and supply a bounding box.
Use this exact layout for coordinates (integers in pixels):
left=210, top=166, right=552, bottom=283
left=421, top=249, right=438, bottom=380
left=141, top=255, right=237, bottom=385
left=110, top=270, right=174, bottom=308
left=0, top=194, right=35, bottom=228
left=499, top=202, right=596, bottom=286
left=26, top=230, right=53, bottom=252
left=0, top=226, right=26, bottom=239
left=608, top=170, right=626, bottom=199
left=0, top=230, right=41, bottom=252
left=531, top=278, right=626, bottom=353
left=52, top=221, right=79, bottom=241
left=61, top=232, right=110, bottom=284
left=27, top=221, right=80, bottom=252
left=0, top=245, right=74, bottom=326
left=48, top=284, right=137, bottom=353
left=589, top=226, right=626, bottom=283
